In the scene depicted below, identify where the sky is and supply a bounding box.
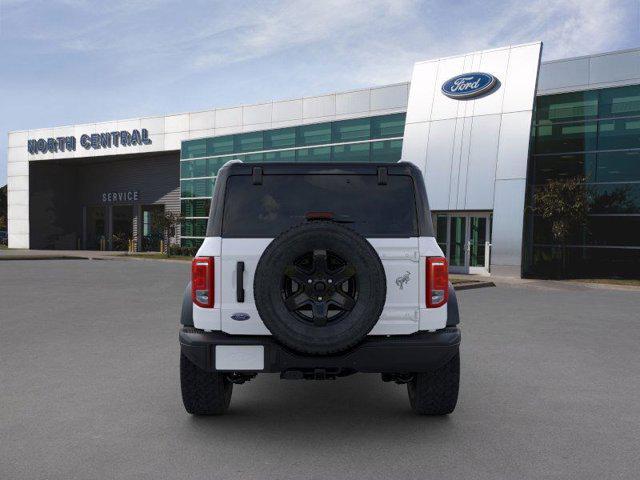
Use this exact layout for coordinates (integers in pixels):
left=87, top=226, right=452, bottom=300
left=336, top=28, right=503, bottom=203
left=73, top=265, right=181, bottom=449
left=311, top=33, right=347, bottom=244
left=1, top=0, right=639, bottom=186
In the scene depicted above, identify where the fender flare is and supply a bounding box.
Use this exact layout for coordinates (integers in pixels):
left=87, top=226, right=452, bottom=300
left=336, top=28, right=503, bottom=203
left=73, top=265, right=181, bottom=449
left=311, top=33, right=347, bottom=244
left=446, top=282, right=460, bottom=326
left=180, top=282, right=194, bottom=326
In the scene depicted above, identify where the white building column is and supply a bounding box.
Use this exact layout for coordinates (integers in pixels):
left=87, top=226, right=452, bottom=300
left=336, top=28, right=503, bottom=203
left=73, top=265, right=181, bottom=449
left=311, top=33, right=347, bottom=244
left=7, top=132, right=30, bottom=249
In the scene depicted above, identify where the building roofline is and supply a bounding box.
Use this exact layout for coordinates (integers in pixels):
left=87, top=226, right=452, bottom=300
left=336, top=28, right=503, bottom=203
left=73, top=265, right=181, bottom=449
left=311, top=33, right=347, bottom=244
left=541, top=46, right=640, bottom=65
left=8, top=81, right=410, bottom=135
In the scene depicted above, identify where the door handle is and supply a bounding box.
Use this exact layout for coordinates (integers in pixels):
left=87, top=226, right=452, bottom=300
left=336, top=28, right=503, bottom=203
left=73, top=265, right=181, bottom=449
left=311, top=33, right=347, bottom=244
left=236, top=261, right=245, bottom=303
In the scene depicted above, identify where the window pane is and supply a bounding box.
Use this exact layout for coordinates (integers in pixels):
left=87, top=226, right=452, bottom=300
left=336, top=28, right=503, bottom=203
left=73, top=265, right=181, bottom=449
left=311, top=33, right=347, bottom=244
left=193, top=179, right=209, bottom=197
left=371, top=113, right=406, bottom=139
left=587, top=216, right=640, bottom=246
left=296, top=146, right=331, bottom=162
left=182, top=178, right=216, bottom=198
left=181, top=238, right=204, bottom=248
left=531, top=153, right=597, bottom=184
left=206, top=136, right=234, bottom=156
left=435, top=215, right=447, bottom=252
left=189, top=159, right=207, bottom=178
left=598, top=84, right=640, bottom=118
left=208, top=156, right=232, bottom=176
left=222, top=174, right=418, bottom=237
left=597, top=119, right=640, bottom=150
left=181, top=219, right=208, bottom=237
left=180, top=160, right=194, bottom=179
left=535, top=91, right=598, bottom=124
left=371, top=139, right=403, bottom=163
left=243, top=153, right=264, bottom=163
left=234, top=131, right=263, bottom=153
left=590, top=183, right=640, bottom=214
left=534, top=121, right=598, bottom=154
left=332, top=118, right=370, bottom=142
left=180, top=180, right=193, bottom=198
left=181, top=199, right=211, bottom=218
left=296, top=124, right=331, bottom=146
left=264, top=128, right=296, bottom=149
left=528, top=245, right=640, bottom=279
left=596, top=151, right=640, bottom=182
left=449, top=216, right=466, bottom=267
left=332, top=143, right=370, bottom=162
left=181, top=139, right=207, bottom=159
left=264, top=149, right=296, bottom=162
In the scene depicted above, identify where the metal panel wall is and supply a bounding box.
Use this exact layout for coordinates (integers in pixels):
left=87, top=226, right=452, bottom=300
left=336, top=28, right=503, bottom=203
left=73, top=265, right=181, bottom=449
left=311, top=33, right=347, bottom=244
left=537, top=47, right=640, bottom=95
left=401, top=43, right=542, bottom=273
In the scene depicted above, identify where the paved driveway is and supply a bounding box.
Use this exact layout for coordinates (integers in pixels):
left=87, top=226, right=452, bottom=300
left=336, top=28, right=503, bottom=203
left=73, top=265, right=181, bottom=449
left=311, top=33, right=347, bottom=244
left=1, top=260, right=638, bottom=479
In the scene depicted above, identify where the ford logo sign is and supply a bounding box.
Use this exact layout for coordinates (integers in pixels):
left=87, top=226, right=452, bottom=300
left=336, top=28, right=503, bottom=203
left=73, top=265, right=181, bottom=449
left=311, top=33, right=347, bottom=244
left=441, top=72, right=497, bottom=99
left=231, top=313, right=251, bottom=321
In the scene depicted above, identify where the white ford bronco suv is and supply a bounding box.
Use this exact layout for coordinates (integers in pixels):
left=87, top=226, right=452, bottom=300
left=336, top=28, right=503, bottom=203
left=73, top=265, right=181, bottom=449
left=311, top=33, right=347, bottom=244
left=179, top=161, right=461, bottom=415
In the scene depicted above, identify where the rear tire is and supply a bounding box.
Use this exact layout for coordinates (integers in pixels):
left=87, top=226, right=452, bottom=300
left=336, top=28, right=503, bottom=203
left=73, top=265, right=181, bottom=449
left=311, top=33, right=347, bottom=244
left=180, top=353, right=233, bottom=415
left=407, top=352, right=459, bottom=415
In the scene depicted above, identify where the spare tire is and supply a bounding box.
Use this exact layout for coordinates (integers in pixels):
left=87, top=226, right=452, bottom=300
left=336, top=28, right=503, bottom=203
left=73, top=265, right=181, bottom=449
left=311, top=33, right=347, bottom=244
left=254, top=221, right=386, bottom=355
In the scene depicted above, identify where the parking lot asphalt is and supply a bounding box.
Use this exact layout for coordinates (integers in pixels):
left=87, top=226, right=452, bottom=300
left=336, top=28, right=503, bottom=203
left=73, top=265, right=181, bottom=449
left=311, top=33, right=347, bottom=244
left=1, top=259, right=639, bottom=480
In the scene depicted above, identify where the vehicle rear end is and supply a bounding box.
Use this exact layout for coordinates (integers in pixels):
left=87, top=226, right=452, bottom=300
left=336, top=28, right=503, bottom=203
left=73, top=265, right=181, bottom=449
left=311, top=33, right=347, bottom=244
left=180, top=162, right=460, bottom=415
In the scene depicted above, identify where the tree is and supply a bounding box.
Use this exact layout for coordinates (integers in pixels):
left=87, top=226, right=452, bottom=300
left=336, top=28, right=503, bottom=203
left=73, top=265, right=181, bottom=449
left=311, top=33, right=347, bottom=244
left=533, top=176, right=590, bottom=278
left=151, top=210, right=183, bottom=256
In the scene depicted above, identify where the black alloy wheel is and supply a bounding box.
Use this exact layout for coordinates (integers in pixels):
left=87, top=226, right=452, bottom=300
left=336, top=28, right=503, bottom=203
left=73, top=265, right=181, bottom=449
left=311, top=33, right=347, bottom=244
left=282, top=249, right=357, bottom=326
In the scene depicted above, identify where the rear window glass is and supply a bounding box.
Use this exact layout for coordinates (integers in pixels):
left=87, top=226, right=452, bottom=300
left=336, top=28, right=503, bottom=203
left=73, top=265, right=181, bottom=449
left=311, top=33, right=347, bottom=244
left=221, top=174, right=418, bottom=237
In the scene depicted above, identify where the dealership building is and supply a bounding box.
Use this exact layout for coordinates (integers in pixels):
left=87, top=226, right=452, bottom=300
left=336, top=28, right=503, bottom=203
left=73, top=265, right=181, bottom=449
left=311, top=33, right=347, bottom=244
left=6, top=42, right=640, bottom=277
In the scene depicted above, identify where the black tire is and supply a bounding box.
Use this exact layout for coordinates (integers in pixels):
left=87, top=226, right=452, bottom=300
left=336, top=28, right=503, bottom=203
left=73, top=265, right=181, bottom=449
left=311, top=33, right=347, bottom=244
left=180, top=353, right=232, bottom=415
left=407, top=352, right=459, bottom=415
left=254, top=221, right=386, bottom=355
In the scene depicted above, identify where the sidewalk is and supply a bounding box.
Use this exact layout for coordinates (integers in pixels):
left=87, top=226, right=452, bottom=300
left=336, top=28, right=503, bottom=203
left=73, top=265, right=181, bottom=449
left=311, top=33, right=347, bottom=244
left=0, top=249, right=124, bottom=260
left=449, top=274, right=495, bottom=291
left=0, top=249, right=195, bottom=264
left=452, top=272, right=640, bottom=292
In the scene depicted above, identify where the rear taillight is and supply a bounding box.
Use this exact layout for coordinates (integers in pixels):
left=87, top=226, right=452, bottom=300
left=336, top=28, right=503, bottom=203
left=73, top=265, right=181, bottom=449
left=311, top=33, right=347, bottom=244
left=426, top=256, right=448, bottom=308
left=192, top=257, right=214, bottom=308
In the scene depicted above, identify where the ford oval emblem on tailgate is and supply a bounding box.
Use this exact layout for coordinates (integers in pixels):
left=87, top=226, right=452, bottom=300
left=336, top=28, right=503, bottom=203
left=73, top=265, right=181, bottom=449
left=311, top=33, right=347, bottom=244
left=231, top=313, right=251, bottom=321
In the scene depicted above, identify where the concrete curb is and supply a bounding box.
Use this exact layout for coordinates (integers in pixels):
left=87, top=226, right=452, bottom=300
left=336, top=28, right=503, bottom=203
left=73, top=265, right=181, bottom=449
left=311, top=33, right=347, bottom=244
left=114, top=255, right=191, bottom=264
left=0, top=253, right=191, bottom=263
left=0, top=255, right=91, bottom=261
left=559, top=280, right=640, bottom=292
left=453, top=281, right=495, bottom=291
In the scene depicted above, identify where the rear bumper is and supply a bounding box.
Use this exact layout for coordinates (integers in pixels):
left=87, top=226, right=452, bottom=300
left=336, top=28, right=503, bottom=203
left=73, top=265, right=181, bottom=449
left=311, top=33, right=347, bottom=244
left=179, top=326, right=460, bottom=374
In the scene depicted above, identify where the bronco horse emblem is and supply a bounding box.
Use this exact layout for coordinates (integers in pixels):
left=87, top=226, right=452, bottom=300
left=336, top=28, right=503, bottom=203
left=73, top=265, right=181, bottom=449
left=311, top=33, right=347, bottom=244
left=395, top=271, right=411, bottom=290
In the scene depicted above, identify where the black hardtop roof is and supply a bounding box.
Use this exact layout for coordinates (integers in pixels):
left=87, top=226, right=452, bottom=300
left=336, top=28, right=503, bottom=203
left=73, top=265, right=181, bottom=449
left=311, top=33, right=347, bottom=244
left=219, top=161, right=422, bottom=177
left=206, top=160, right=434, bottom=238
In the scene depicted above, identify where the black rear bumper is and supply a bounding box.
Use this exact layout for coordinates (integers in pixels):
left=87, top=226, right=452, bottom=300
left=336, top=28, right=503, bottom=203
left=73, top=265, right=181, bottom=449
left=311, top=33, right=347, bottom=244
left=179, top=326, right=461, bottom=374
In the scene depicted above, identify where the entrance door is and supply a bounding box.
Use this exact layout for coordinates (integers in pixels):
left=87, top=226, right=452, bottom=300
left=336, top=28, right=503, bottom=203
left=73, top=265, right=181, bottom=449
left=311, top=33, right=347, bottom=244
left=449, top=216, right=467, bottom=270
left=86, top=206, right=106, bottom=250
left=433, top=212, right=492, bottom=275
left=468, top=216, right=490, bottom=274
left=141, top=205, right=164, bottom=252
left=112, top=205, right=134, bottom=251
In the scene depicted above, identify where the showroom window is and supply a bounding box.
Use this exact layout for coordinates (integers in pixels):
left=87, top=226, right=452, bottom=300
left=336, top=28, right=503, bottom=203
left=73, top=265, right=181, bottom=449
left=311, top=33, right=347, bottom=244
left=523, top=85, right=640, bottom=278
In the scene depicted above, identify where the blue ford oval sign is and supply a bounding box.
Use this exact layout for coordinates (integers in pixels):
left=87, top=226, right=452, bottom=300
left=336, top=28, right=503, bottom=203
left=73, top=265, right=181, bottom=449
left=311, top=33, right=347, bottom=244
left=231, top=313, right=251, bottom=321
left=441, top=72, right=497, bottom=99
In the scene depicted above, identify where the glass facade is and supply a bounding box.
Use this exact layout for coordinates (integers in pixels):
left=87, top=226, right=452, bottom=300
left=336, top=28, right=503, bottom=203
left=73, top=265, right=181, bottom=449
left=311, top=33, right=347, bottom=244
left=180, top=113, right=406, bottom=247
left=524, top=84, right=640, bottom=278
